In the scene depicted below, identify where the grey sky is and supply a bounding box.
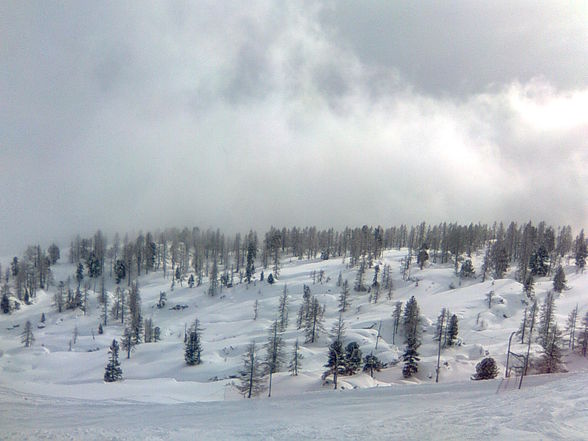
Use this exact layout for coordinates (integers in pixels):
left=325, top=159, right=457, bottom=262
left=1, top=1, right=587, bottom=254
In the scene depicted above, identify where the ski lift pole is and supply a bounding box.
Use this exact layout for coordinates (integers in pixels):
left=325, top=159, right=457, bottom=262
left=505, top=331, right=516, bottom=378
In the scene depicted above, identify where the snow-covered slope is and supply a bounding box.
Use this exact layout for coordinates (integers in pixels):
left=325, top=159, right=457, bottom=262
left=1, top=249, right=587, bottom=439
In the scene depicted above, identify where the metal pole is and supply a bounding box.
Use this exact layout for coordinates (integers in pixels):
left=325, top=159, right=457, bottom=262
left=435, top=313, right=445, bottom=383
left=505, top=331, right=516, bottom=378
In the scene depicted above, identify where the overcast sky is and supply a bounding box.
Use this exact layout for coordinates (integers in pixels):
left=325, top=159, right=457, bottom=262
left=1, top=1, right=587, bottom=254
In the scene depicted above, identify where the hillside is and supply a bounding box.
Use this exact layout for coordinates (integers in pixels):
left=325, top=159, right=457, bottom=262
left=1, top=246, right=587, bottom=438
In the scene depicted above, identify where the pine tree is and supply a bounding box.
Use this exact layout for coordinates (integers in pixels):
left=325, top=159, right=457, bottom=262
left=344, top=341, right=362, bottom=375
left=245, top=239, right=256, bottom=283
left=538, top=291, right=556, bottom=348
left=565, top=305, right=578, bottom=350
left=402, top=296, right=421, bottom=378
left=288, top=339, right=303, bottom=376
left=185, top=319, right=203, bottom=365
left=529, top=245, right=549, bottom=277
left=434, top=308, right=450, bottom=346
left=491, top=242, right=509, bottom=279
left=338, top=279, right=351, bottom=312
left=104, top=339, right=123, bottom=382
left=128, top=282, right=143, bottom=345
left=578, top=311, right=588, bottom=357
left=73, top=325, right=79, bottom=345
left=75, top=263, right=84, bottom=288
left=1, top=290, right=10, bottom=314
left=363, top=353, right=383, bottom=378
left=447, top=314, right=459, bottom=346
left=121, top=326, right=135, bottom=359
left=552, top=266, right=567, bottom=293
left=21, top=320, right=35, bottom=347
left=354, top=260, right=366, bottom=292
left=522, top=274, right=535, bottom=302
left=472, top=357, right=498, bottom=380
left=208, top=260, right=219, bottom=296
left=392, top=301, right=403, bottom=345
left=304, top=296, right=325, bottom=343
left=144, top=318, right=154, bottom=343
left=237, top=342, right=266, bottom=398
left=324, top=340, right=345, bottom=389
left=278, top=285, right=289, bottom=332
left=265, top=320, right=284, bottom=397
left=459, top=259, right=475, bottom=279
left=297, top=285, right=312, bottom=329
left=486, top=290, right=495, bottom=309
left=574, top=230, right=586, bottom=273
left=538, top=324, right=564, bottom=373
left=417, top=245, right=429, bottom=270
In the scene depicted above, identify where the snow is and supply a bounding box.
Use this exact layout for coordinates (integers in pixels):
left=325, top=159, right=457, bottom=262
left=1, top=249, right=587, bottom=439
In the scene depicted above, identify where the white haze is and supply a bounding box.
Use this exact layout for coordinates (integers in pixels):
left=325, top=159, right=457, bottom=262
left=1, top=1, right=587, bottom=254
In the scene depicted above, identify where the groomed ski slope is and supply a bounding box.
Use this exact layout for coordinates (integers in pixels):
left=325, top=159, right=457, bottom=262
left=1, top=373, right=588, bottom=440
left=1, top=248, right=587, bottom=439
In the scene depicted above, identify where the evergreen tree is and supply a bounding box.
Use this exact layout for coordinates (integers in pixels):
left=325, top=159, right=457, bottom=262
left=237, top=342, right=266, bottom=398
left=574, top=230, right=586, bottom=273
left=185, top=319, right=203, bottom=365
left=459, top=259, right=475, bottom=279
left=297, top=285, right=312, bottom=327
left=565, top=305, right=578, bottom=350
left=1, top=291, right=10, bottom=314
left=338, top=279, right=351, bottom=313
left=121, top=326, right=135, bottom=359
left=517, top=301, right=538, bottom=345
left=104, top=339, right=123, bottom=382
left=344, top=341, right=362, bottom=375
left=208, top=260, right=219, bottom=296
left=363, top=353, right=383, bottom=378
left=538, top=291, right=556, bottom=348
left=54, top=281, right=65, bottom=313
left=48, top=243, right=60, bottom=265
left=278, top=285, right=289, bottom=332
left=417, top=245, right=429, bottom=270
left=128, top=282, right=143, bottom=345
left=578, top=311, right=588, bottom=357
left=434, top=308, right=450, bottom=346
left=538, top=324, right=564, bottom=373
left=304, top=296, right=325, bottom=343
left=447, top=314, right=459, bottom=346
left=522, top=274, right=535, bottom=302
left=245, top=238, right=256, bottom=283
left=75, top=263, right=84, bottom=288
left=21, top=320, right=35, bottom=347
left=402, top=296, right=421, bottom=378
left=486, top=290, right=495, bottom=309
left=472, top=357, right=498, bottom=380
left=552, top=266, right=567, bottom=293
left=491, top=242, right=509, bottom=279
left=114, top=259, right=126, bottom=284
left=354, top=259, right=366, bottom=292
left=392, top=301, right=403, bottom=344
left=324, top=340, right=345, bottom=389
left=402, top=336, right=420, bottom=379
left=288, top=339, right=303, bottom=376
left=265, top=320, right=284, bottom=397
left=529, top=245, right=549, bottom=277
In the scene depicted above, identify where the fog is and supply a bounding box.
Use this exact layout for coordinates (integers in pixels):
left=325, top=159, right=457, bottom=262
left=1, top=1, right=587, bottom=254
